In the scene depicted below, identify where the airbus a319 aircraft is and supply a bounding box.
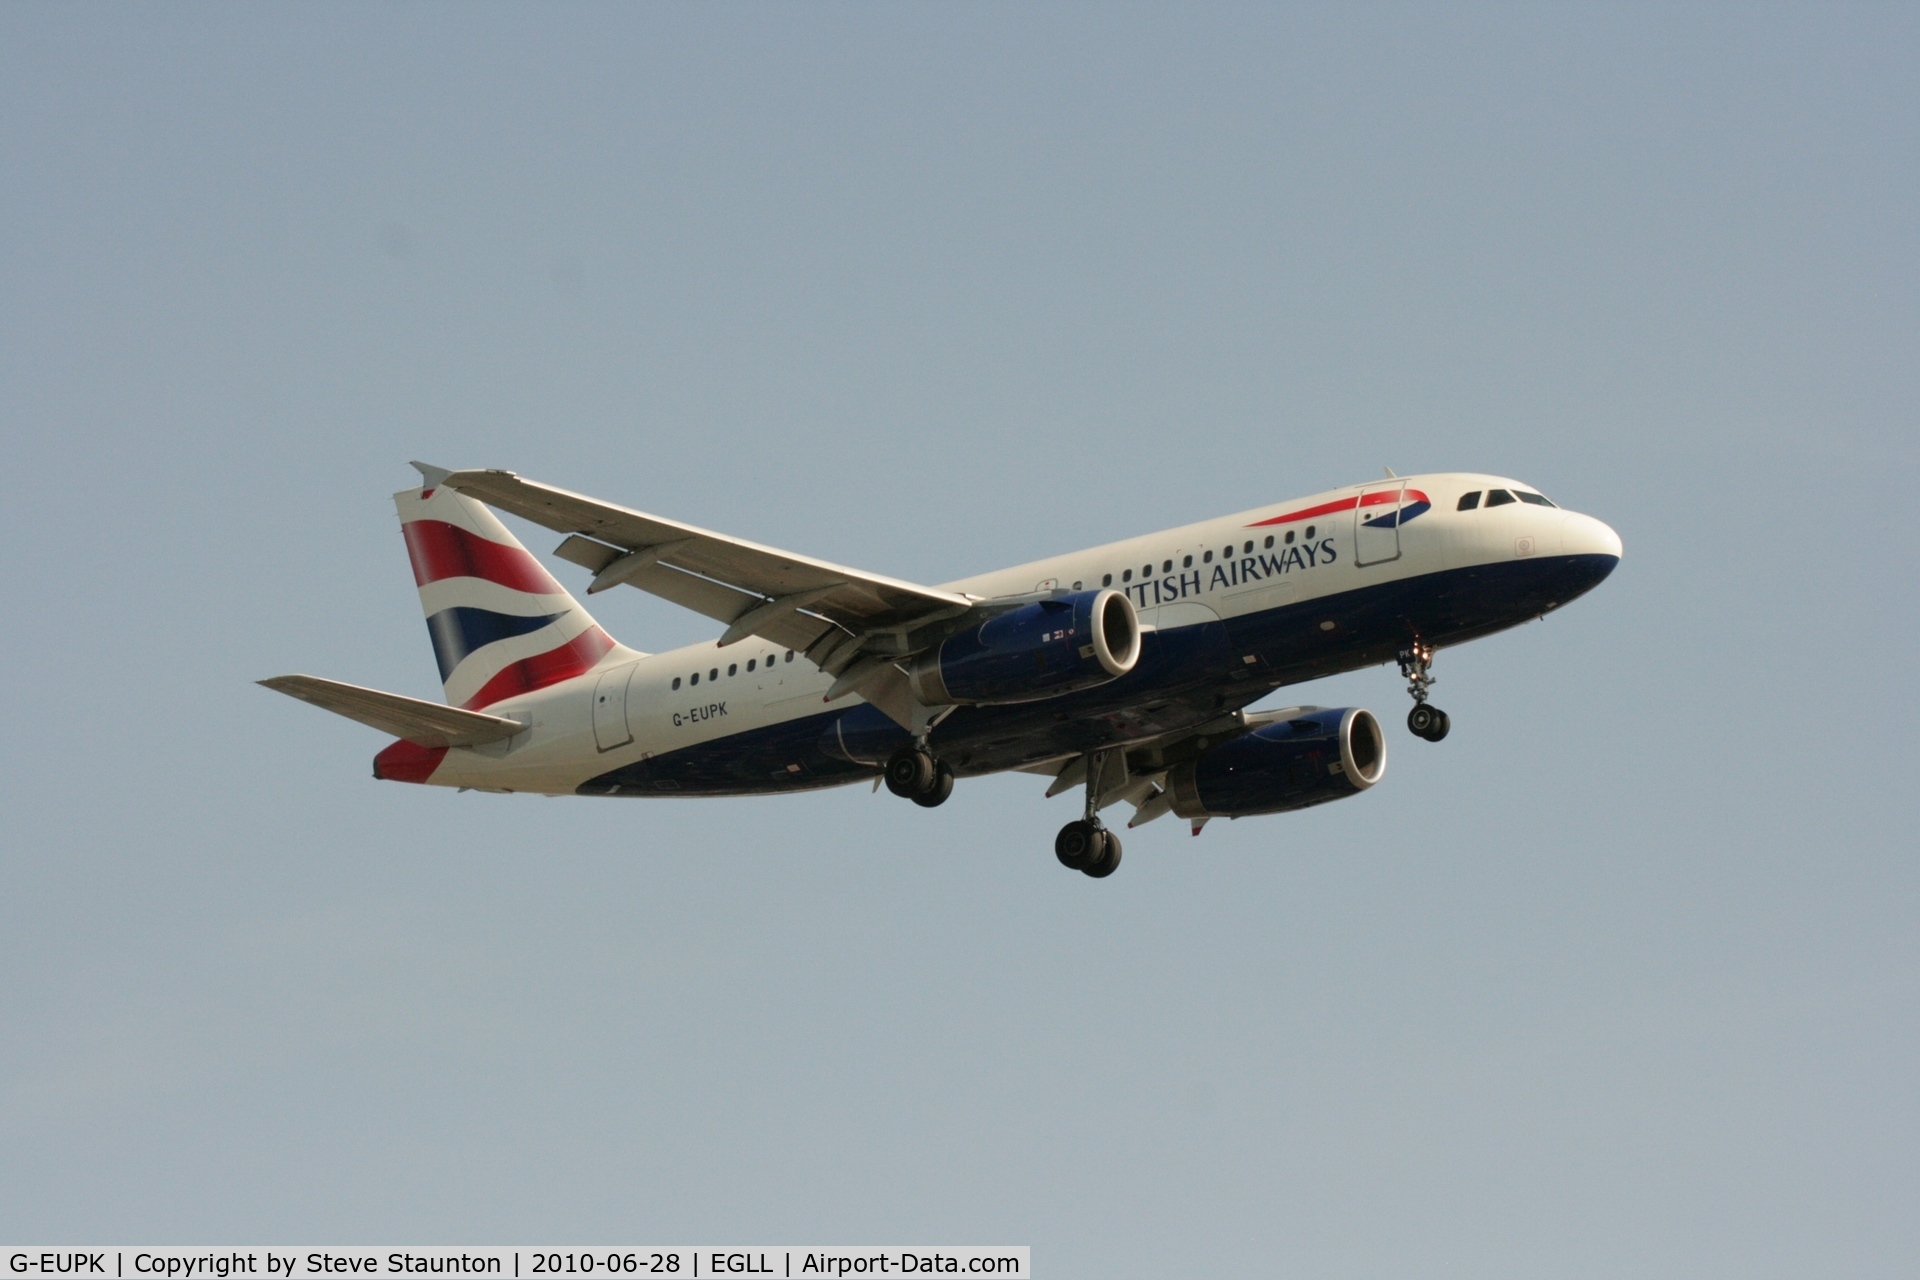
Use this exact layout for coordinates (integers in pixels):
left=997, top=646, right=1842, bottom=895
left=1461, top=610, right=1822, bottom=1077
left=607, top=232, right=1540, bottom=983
left=263, top=464, right=1620, bottom=878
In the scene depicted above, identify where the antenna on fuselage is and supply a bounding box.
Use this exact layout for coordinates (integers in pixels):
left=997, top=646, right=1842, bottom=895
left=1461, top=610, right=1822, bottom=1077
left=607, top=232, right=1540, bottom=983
left=1383, top=466, right=1398, bottom=478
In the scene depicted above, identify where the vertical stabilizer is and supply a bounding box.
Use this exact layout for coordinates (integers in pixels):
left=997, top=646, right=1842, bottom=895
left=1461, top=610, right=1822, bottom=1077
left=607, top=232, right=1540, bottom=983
left=395, top=472, right=640, bottom=710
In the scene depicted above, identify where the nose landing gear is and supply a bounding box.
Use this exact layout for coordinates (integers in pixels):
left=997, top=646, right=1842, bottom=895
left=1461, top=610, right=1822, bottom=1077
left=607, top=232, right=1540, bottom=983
left=1054, top=749, right=1123, bottom=878
left=1407, top=703, right=1450, bottom=741
left=1399, top=639, right=1451, bottom=742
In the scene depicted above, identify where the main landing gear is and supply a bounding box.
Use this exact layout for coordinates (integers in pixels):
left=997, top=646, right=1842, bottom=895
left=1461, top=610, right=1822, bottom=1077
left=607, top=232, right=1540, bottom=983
left=1054, top=750, right=1122, bottom=879
left=885, top=745, right=954, bottom=807
left=1055, top=820, right=1121, bottom=878
left=1399, top=639, right=1451, bottom=743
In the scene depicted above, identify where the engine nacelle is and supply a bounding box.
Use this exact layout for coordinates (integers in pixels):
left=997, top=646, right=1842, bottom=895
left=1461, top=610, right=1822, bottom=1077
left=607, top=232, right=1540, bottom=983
left=908, top=588, right=1141, bottom=706
left=1167, top=707, right=1386, bottom=819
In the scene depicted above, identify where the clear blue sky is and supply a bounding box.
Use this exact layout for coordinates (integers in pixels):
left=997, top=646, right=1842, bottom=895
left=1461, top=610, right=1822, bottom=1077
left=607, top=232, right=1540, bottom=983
left=3, top=5, right=1915, bottom=1275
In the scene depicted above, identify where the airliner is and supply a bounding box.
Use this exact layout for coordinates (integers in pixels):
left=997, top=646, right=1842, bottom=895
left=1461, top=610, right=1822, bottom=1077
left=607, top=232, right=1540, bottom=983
left=262, top=464, right=1621, bottom=878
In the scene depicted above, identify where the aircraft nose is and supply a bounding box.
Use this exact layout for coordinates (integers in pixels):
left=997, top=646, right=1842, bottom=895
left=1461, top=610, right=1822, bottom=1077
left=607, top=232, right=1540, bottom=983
left=1561, top=511, right=1623, bottom=562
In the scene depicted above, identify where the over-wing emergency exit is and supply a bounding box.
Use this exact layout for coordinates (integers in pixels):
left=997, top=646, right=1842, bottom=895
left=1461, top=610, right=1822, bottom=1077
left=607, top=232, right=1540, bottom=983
left=261, top=464, right=1621, bottom=878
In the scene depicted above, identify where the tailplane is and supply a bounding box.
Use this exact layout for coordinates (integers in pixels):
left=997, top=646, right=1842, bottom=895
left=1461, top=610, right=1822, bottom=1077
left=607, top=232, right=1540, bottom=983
left=397, top=463, right=641, bottom=709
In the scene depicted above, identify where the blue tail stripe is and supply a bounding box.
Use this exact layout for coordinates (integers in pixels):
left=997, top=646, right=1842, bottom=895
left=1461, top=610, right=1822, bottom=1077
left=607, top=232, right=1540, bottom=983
left=425, top=607, right=568, bottom=681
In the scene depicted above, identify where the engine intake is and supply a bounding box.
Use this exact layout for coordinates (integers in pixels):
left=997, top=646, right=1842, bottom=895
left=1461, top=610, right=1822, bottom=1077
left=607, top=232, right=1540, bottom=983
left=1168, top=707, right=1386, bottom=819
left=909, top=588, right=1140, bottom=706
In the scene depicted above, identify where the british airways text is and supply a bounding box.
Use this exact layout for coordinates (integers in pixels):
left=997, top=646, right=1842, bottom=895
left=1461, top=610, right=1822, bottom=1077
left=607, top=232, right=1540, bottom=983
left=1120, top=539, right=1336, bottom=608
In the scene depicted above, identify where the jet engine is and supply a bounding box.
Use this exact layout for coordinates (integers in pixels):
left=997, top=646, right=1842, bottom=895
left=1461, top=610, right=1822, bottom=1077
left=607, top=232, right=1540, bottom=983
left=1167, top=707, right=1386, bottom=819
left=908, top=588, right=1141, bottom=706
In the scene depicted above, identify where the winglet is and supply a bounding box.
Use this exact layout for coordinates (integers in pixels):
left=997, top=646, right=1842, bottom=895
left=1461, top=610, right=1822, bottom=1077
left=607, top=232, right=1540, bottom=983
left=410, top=460, right=454, bottom=493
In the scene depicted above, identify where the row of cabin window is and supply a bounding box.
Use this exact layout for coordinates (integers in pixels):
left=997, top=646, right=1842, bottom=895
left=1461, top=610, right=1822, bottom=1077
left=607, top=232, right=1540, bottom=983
left=1095, top=526, right=1320, bottom=587
left=1457, top=488, right=1556, bottom=511
left=671, top=649, right=796, bottom=690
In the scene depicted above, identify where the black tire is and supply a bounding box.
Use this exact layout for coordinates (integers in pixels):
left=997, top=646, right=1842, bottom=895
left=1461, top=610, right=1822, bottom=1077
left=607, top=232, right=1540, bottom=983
left=885, top=748, right=934, bottom=798
left=1428, top=709, right=1451, bottom=742
left=1055, top=820, right=1101, bottom=871
left=1407, top=704, right=1440, bottom=739
left=1084, top=831, right=1122, bottom=878
left=912, top=762, right=955, bottom=808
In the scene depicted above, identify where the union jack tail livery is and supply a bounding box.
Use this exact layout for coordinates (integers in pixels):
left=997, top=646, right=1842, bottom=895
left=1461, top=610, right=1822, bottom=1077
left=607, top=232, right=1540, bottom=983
left=397, top=468, right=636, bottom=711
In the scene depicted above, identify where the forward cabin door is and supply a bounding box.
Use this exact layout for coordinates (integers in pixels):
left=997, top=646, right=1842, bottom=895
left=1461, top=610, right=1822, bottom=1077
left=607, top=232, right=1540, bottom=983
left=592, top=662, right=638, bottom=751
left=1352, top=481, right=1406, bottom=567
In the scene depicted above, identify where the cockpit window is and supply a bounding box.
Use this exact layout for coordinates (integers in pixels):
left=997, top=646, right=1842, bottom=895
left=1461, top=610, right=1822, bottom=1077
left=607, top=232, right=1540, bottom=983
left=1457, top=491, right=1481, bottom=511
left=1515, top=490, right=1556, bottom=507
left=1485, top=489, right=1516, bottom=507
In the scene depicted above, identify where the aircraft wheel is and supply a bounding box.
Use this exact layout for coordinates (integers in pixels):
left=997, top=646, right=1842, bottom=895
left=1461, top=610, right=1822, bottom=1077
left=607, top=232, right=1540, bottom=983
left=885, top=748, right=934, bottom=797
left=1408, top=704, right=1444, bottom=740
left=1427, top=709, right=1451, bottom=741
left=912, top=761, right=955, bottom=808
left=1084, top=831, right=1122, bottom=878
left=1056, top=820, right=1102, bottom=871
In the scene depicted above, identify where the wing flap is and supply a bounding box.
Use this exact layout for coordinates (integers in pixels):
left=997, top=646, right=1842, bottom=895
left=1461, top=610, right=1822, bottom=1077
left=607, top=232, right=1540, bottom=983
left=259, top=675, right=527, bottom=748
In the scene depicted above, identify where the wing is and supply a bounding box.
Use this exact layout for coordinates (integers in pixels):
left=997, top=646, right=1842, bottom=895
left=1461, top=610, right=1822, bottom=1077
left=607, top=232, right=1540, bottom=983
left=439, top=470, right=979, bottom=717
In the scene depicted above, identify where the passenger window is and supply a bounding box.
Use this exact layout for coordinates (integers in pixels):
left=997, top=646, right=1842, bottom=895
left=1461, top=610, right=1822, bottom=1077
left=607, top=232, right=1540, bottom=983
left=672, top=677, right=682, bottom=690
left=728, top=663, right=737, bottom=677
left=785, top=650, right=794, bottom=662
left=1142, top=564, right=1151, bottom=577
left=747, top=658, right=756, bottom=672
left=709, top=668, right=718, bottom=681
left=1204, top=550, right=1213, bottom=563
left=1243, top=541, right=1253, bottom=554
left=1516, top=490, right=1555, bottom=506
left=1183, top=555, right=1192, bottom=568
left=1457, top=491, right=1481, bottom=511
left=1162, top=560, right=1172, bottom=573
left=1285, top=530, right=1295, bottom=544
left=1102, top=573, right=1112, bottom=586
left=1263, top=535, right=1273, bottom=549
left=1072, top=580, right=1083, bottom=590
left=1485, top=489, right=1516, bottom=507
left=1122, top=569, right=1133, bottom=582
left=690, top=672, right=699, bottom=686
left=1305, top=525, right=1316, bottom=538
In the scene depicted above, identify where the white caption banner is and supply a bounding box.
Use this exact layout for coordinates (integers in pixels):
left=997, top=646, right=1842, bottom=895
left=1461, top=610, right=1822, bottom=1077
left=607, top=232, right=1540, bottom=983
left=5, top=1252, right=1028, bottom=1280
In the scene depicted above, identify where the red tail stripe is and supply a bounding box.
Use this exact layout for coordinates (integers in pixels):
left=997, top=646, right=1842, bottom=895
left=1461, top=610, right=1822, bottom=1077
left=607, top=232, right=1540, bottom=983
left=373, top=739, right=449, bottom=783
left=402, top=519, right=565, bottom=595
left=460, top=626, right=616, bottom=710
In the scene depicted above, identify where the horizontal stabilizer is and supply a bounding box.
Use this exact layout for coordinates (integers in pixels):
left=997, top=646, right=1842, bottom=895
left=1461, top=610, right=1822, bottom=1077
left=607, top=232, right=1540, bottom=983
left=258, top=675, right=527, bottom=748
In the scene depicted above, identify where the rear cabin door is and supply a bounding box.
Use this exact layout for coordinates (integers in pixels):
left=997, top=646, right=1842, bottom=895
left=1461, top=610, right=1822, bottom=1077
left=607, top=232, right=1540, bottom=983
left=1352, top=481, right=1406, bottom=567
left=592, top=662, right=638, bottom=751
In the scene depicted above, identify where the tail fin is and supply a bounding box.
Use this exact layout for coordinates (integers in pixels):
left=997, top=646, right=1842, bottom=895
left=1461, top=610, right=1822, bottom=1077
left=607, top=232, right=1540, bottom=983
left=396, top=466, right=641, bottom=710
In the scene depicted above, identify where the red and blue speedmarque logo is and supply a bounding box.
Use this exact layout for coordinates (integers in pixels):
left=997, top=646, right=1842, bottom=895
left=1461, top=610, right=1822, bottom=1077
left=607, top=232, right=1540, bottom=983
left=1247, top=487, right=1431, bottom=532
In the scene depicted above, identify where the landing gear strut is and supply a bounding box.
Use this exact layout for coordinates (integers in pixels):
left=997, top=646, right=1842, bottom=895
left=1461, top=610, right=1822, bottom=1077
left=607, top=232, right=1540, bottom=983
left=1399, top=639, right=1451, bottom=742
left=885, top=745, right=954, bottom=807
left=1054, top=751, right=1122, bottom=878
